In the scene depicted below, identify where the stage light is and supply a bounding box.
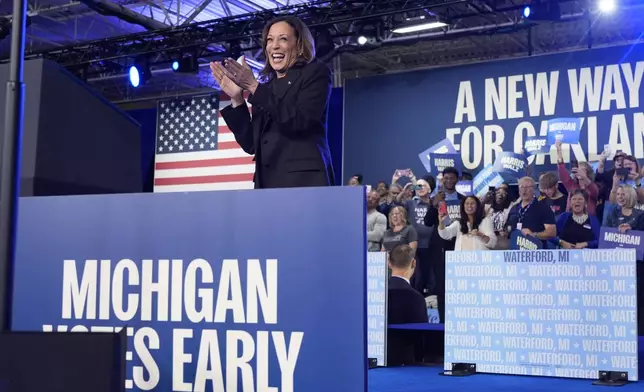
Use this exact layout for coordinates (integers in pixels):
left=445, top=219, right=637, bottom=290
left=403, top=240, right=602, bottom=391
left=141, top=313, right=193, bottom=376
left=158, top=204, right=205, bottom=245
left=523, top=6, right=531, bottom=18
left=392, top=21, right=447, bottom=34
left=598, top=0, right=616, bottom=12
left=172, top=55, right=198, bottom=73
left=357, top=36, right=368, bottom=45
left=129, top=66, right=141, bottom=87
left=129, top=57, right=151, bottom=87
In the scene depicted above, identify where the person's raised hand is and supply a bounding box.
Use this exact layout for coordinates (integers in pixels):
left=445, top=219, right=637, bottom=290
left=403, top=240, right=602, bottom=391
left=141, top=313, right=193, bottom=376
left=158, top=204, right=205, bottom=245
left=210, top=61, right=242, bottom=101
left=223, top=57, right=259, bottom=94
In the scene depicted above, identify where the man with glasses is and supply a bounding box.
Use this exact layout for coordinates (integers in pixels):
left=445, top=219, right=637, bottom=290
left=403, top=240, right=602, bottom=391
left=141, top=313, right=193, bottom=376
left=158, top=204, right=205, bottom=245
left=506, top=177, right=557, bottom=247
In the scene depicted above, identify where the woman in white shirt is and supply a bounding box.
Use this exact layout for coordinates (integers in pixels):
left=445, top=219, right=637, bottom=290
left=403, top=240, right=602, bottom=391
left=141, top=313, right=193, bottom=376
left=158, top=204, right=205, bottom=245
left=438, top=196, right=497, bottom=251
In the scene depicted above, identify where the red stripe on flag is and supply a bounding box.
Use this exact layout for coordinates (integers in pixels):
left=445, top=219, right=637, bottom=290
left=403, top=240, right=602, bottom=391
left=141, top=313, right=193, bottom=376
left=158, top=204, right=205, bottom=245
left=219, top=125, right=231, bottom=134
left=155, top=157, right=254, bottom=170
left=155, top=172, right=254, bottom=186
left=218, top=141, right=242, bottom=150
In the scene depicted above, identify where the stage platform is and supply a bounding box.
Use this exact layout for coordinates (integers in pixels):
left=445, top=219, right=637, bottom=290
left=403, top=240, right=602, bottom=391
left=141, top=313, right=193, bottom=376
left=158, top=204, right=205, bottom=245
left=369, top=332, right=644, bottom=391
left=368, top=365, right=644, bottom=392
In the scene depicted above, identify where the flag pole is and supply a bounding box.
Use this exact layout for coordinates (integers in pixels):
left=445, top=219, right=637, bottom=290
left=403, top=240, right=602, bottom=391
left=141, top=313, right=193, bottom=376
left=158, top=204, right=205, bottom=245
left=0, top=0, right=28, bottom=331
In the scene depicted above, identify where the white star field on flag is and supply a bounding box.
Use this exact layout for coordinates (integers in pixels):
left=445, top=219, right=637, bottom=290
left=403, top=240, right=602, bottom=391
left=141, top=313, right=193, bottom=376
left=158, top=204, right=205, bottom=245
left=156, top=96, right=220, bottom=153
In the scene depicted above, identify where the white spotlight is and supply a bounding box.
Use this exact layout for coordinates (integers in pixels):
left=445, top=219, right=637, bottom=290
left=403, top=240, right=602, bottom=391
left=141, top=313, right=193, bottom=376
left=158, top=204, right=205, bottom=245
left=598, top=0, right=616, bottom=12
left=357, top=36, right=368, bottom=45
left=392, top=21, right=448, bottom=34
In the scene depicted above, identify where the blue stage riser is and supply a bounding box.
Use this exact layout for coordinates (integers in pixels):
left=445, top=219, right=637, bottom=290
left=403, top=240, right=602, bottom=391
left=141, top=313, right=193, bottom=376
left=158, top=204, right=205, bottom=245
left=12, top=187, right=367, bottom=392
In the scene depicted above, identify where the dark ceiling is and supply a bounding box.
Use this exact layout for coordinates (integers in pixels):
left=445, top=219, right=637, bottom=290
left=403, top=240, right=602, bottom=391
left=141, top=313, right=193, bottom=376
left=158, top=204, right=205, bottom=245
left=1, top=0, right=642, bottom=103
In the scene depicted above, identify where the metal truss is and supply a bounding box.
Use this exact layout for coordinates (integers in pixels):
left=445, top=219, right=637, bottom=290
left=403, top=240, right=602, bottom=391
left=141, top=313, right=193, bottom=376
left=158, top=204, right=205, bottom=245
left=10, top=0, right=582, bottom=75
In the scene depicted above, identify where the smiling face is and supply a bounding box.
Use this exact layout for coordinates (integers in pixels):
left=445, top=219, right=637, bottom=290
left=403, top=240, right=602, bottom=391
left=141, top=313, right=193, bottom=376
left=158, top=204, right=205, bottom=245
left=464, top=197, right=478, bottom=216
left=616, top=187, right=626, bottom=206
left=265, top=21, right=298, bottom=75
left=570, top=193, right=586, bottom=214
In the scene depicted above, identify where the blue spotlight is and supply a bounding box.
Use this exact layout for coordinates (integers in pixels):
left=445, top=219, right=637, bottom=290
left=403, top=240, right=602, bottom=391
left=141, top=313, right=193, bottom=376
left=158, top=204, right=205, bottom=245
left=172, top=61, right=179, bottom=71
left=522, top=5, right=531, bottom=18
left=129, top=65, right=140, bottom=88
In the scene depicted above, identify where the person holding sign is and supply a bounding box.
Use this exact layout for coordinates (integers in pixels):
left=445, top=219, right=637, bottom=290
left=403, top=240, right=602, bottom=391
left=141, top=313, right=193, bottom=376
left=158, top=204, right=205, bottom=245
left=555, top=141, right=599, bottom=215
left=437, top=196, right=496, bottom=250
left=506, top=177, right=556, bottom=247
left=553, top=189, right=600, bottom=249
left=605, top=185, right=644, bottom=233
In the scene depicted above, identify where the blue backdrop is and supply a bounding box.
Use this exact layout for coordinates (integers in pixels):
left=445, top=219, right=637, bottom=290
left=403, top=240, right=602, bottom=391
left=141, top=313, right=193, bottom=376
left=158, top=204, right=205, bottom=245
left=344, top=43, right=644, bottom=185
left=128, top=87, right=344, bottom=191
left=12, top=186, right=367, bottom=391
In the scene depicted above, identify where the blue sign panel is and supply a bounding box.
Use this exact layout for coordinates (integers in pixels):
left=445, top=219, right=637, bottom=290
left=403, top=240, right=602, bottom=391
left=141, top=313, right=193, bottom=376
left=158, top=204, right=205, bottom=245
left=344, top=44, right=644, bottom=184
left=367, top=252, right=388, bottom=366
left=444, top=249, right=638, bottom=381
left=599, top=227, right=644, bottom=260
left=13, top=187, right=367, bottom=392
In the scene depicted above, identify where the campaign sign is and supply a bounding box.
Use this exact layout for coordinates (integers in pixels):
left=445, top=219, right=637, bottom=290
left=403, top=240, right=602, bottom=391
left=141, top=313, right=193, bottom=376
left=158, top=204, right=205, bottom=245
left=472, top=166, right=505, bottom=198
left=493, top=152, right=528, bottom=179
left=510, top=231, right=544, bottom=250
left=418, top=138, right=457, bottom=173
left=524, top=135, right=549, bottom=156
left=430, top=153, right=461, bottom=174
left=599, top=227, right=644, bottom=260
left=455, top=181, right=473, bottom=197
left=444, top=249, right=638, bottom=381
left=367, top=252, right=388, bottom=366
left=12, top=187, right=367, bottom=392
left=446, top=199, right=461, bottom=222
left=546, top=118, right=583, bottom=144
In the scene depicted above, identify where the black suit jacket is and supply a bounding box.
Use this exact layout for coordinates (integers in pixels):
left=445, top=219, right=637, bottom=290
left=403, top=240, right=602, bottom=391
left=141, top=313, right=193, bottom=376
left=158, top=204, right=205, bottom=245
left=220, top=59, right=335, bottom=189
left=388, top=276, right=428, bottom=366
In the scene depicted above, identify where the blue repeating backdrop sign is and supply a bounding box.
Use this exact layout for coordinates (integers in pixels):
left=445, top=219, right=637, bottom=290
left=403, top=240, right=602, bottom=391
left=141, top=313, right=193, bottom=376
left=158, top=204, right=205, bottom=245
left=343, top=43, right=644, bottom=184
left=12, top=187, right=367, bottom=392
left=444, top=249, right=638, bottom=381
left=367, top=252, right=387, bottom=366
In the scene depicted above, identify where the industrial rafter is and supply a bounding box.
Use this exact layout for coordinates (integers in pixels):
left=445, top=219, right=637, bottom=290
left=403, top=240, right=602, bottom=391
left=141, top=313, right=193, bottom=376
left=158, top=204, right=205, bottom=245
left=12, top=0, right=561, bottom=67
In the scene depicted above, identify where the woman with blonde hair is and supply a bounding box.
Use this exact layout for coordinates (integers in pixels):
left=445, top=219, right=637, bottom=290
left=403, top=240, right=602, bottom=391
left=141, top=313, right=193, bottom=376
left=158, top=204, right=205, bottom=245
left=382, top=206, right=418, bottom=252
left=606, top=185, right=643, bottom=233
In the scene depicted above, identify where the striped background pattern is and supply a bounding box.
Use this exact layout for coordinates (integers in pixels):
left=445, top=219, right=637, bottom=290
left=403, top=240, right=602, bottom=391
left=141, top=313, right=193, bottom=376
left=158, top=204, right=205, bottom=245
left=153, top=93, right=255, bottom=192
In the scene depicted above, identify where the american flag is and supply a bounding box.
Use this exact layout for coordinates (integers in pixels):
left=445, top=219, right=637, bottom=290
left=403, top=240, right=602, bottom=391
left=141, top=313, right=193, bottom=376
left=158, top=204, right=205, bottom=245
left=153, top=93, right=255, bottom=192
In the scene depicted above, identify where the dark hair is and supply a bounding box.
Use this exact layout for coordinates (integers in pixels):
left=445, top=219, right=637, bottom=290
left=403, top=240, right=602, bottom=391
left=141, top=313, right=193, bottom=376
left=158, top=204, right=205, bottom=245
left=259, top=16, right=316, bottom=82
left=491, top=187, right=511, bottom=212
left=388, top=244, right=416, bottom=269
left=378, top=181, right=389, bottom=189
left=459, top=196, right=484, bottom=235
left=443, top=167, right=459, bottom=177
left=570, top=189, right=589, bottom=203
left=460, top=172, right=473, bottom=181
left=624, top=155, right=640, bottom=172
left=421, top=175, right=436, bottom=193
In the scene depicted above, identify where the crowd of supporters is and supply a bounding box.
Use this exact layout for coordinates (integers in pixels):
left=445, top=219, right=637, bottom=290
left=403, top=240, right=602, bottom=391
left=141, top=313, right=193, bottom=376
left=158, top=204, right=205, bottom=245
left=357, top=142, right=644, bottom=364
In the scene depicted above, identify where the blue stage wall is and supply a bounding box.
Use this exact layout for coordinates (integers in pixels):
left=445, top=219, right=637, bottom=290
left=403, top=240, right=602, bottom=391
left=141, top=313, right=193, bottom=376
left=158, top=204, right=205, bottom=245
left=12, top=186, right=367, bottom=392
left=343, top=43, right=644, bottom=185
left=127, top=87, right=344, bottom=191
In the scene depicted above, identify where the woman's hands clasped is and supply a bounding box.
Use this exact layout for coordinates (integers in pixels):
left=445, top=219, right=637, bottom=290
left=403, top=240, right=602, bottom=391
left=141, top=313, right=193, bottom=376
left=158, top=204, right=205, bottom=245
left=209, top=57, right=259, bottom=100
